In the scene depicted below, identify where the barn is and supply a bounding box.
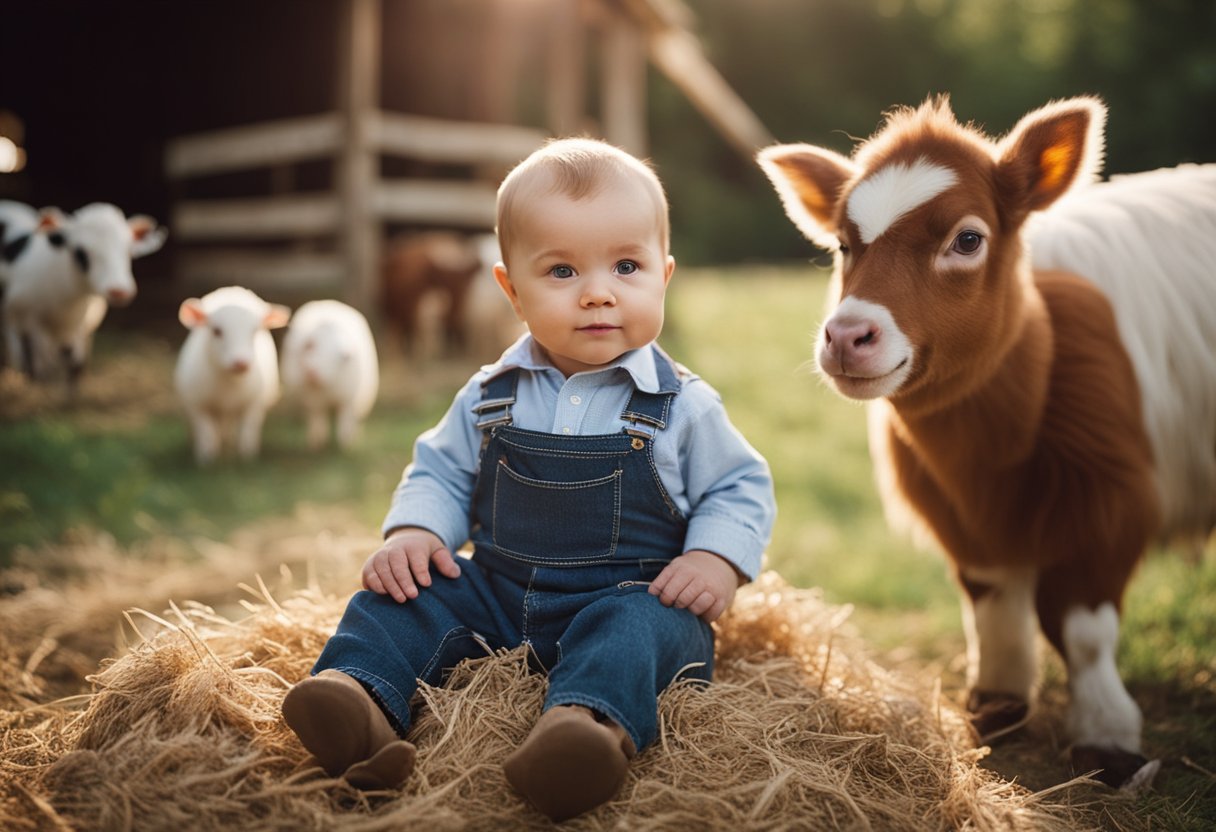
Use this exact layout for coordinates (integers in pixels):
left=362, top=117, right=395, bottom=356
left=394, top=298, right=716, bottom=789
left=0, top=0, right=771, bottom=318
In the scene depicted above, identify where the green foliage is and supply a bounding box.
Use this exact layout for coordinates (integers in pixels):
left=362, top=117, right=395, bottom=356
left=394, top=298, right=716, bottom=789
left=657, top=0, right=1216, bottom=264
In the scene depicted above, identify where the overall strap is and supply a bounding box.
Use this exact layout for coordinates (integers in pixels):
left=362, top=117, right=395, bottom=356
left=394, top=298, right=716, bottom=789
left=620, top=345, right=682, bottom=438
left=473, top=367, right=520, bottom=431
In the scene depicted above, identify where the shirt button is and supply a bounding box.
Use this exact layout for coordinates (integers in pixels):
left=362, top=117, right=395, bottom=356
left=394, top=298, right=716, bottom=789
left=562, top=427, right=572, bottom=434
left=569, top=395, right=582, bottom=405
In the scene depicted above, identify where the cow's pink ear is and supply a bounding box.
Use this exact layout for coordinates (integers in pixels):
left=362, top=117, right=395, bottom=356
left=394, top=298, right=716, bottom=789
left=37, top=207, right=66, bottom=231
left=178, top=298, right=207, bottom=328
left=757, top=143, right=858, bottom=250
left=128, top=215, right=168, bottom=258
left=264, top=303, right=292, bottom=330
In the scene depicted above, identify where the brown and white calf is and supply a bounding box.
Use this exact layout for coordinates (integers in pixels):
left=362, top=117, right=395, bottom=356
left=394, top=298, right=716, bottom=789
left=758, top=96, right=1216, bottom=788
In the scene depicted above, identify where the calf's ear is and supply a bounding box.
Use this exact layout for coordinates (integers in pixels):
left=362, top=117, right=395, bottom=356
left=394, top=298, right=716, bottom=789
left=264, top=303, right=292, bottom=330
left=129, top=216, right=168, bottom=258
left=757, top=143, right=858, bottom=250
left=37, top=207, right=66, bottom=231
left=178, top=298, right=207, bottom=328
left=996, top=96, right=1106, bottom=217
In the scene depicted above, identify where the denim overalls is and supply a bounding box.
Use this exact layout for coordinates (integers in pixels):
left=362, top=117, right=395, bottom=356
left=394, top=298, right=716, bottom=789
left=313, top=347, right=715, bottom=753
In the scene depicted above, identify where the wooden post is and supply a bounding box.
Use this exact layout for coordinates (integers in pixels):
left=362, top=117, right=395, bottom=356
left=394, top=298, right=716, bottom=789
left=600, top=9, right=648, bottom=156
left=546, top=0, right=586, bottom=138
left=336, top=0, right=381, bottom=317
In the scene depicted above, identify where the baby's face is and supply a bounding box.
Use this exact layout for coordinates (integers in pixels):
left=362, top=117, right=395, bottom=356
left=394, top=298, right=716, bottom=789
left=495, top=175, right=674, bottom=377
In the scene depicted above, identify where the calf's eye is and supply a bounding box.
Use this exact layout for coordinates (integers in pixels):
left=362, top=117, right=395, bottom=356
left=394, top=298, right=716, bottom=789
left=951, top=230, right=983, bottom=254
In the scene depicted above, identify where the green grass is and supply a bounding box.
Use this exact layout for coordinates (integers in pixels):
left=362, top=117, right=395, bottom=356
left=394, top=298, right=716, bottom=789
left=0, top=335, right=463, bottom=560
left=1, top=264, right=1214, bottom=825
left=0, top=413, right=430, bottom=551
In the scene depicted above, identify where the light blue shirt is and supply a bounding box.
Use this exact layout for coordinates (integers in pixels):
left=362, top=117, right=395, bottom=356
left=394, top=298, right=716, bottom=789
left=383, top=335, right=776, bottom=580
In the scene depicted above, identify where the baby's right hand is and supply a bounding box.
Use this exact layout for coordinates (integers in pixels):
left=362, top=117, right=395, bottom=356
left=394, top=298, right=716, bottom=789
left=361, top=527, right=462, bottom=603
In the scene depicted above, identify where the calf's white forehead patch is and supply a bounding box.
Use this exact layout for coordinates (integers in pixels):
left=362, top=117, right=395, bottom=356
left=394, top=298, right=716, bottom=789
left=848, top=158, right=959, bottom=244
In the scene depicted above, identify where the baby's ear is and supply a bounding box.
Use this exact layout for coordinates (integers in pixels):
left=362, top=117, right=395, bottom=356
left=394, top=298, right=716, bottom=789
left=492, top=263, right=525, bottom=321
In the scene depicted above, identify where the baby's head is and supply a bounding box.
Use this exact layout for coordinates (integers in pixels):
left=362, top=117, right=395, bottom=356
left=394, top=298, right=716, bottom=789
left=492, top=138, right=676, bottom=377
left=496, top=138, right=670, bottom=270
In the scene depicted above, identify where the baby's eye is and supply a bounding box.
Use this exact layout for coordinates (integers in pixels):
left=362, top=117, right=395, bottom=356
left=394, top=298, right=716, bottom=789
left=615, top=260, right=639, bottom=275
left=550, top=264, right=575, bottom=279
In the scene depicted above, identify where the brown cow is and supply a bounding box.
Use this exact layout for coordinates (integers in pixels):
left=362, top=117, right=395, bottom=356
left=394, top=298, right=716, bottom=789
left=758, top=96, right=1216, bottom=789
left=381, top=231, right=482, bottom=356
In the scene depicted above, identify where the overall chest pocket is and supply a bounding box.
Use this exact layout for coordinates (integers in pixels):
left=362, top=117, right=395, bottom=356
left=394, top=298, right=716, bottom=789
left=491, top=459, right=622, bottom=565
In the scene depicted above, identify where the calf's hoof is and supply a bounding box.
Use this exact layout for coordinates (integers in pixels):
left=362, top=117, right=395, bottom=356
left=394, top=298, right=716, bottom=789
left=966, top=690, right=1030, bottom=744
left=1070, top=745, right=1160, bottom=791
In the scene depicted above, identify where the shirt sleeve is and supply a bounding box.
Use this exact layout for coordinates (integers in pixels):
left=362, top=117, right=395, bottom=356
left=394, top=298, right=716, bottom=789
left=380, top=374, right=484, bottom=550
left=673, top=379, right=777, bottom=582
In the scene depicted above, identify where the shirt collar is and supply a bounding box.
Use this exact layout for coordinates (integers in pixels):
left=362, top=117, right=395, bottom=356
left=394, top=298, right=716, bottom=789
left=486, top=333, right=661, bottom=392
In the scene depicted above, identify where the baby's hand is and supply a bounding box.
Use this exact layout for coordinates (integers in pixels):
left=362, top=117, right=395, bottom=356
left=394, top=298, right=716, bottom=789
left=361, top=527, right=462, bottom=603
left=648, top=549, right=742, bottom=623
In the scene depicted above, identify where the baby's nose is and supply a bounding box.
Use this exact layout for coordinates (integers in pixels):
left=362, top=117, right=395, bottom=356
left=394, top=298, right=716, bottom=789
left=581, top=277, right=616, bottom=306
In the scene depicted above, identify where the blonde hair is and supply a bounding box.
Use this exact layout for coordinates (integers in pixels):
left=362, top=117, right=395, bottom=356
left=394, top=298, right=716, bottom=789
left=496, top=137, right=670, bottom=264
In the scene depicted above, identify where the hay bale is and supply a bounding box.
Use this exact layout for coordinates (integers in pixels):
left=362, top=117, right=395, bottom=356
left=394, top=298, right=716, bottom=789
left=0, top=571, right=1120, bottom=831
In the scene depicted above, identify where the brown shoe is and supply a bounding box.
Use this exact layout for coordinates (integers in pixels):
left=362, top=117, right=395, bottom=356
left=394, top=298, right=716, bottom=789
left=282, top=669, right=416, bottom=789
left=503, top=705, right=637, bottom=822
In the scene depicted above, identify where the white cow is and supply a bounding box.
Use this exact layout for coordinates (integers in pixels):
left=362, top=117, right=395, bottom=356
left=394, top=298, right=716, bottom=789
left=1, top=202, right=166, bottom=388
left=0, top=200, right=42, bottom=275
left=280, top=299, right=380, bottom=450
left=174, top=286, right=291, bottom=465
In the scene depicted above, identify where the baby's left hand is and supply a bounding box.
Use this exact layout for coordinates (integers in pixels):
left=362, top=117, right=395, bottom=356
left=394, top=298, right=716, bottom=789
left=649, top=549, right=742, bottom=623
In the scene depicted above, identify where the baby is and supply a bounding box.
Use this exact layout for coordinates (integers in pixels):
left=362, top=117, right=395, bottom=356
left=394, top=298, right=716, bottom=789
left=283, top=137, right=776, bottom=821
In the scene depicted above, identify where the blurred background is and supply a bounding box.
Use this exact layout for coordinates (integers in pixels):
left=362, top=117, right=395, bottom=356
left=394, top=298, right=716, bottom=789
left=1, top=0, right=1213, bottom=313
left=2, top=2, right=1215, bottom=816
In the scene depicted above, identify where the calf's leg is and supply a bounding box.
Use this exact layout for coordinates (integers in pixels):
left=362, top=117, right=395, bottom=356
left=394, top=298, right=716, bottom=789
left=235, top=407, right=267, bottom=460
left=189, top=412, right=222, bottom=466
left=305, top=404, right=330, bottom=451
left=1036, top=564, right=1157, bottom=788
left=958, top=564, right=1037, bottom=741
left=334, top=403, right=361, bottom=450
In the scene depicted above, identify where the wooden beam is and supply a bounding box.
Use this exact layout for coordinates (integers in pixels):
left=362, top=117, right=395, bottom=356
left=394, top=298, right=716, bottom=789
left=373, top=180, right=497, bottom=228
left=646, top=26, right=774, bottom=158
left=603, top=0, right=774, bottom=159
left=175, top=250, right=344, bottom=294
left=164, top=109, right=547, bottom=180
left=163, top=114, right=344, bottom=179
left=171, top=180, right=496, bottom=241
left=370, top=112, right=546, bottom=167
left=171, top=195, right=339, bottom=240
